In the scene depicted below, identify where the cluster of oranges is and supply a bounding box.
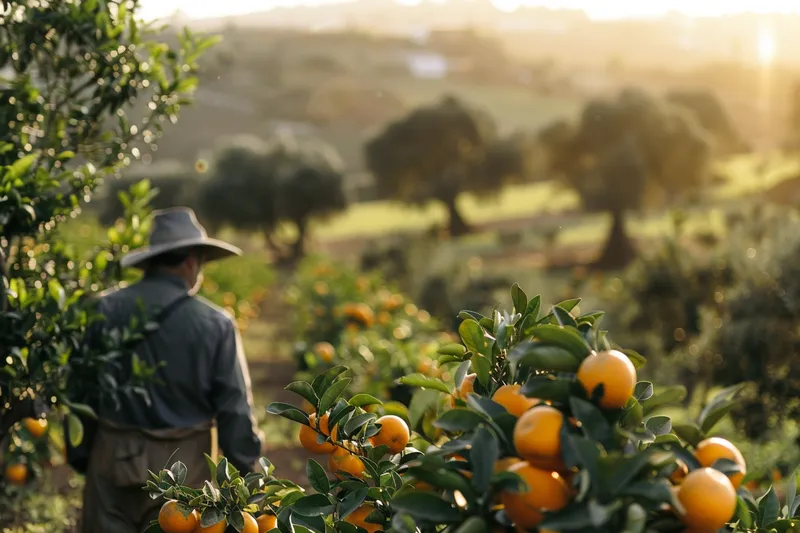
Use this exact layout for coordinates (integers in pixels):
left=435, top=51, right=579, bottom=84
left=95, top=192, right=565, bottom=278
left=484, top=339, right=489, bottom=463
left=2, top=417, right=49, bottom=487
left=157, top=501, right=276, bottom=533
left=296, top=404, right=411, bottom=533
left=453, top=350, right=744, bottom=532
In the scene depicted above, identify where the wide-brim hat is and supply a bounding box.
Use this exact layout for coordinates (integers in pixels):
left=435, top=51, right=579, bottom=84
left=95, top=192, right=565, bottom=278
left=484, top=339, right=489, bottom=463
left=120, top=207, right=242, bottom=269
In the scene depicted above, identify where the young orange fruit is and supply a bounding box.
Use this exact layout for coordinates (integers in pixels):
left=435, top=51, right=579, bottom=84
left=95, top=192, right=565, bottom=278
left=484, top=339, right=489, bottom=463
left=677, top=468, right=737, bottom=531
left=369, top=415, right=410, bottom=454
left=345, top=505, right=381, bottom=533
left=299, top=413, right=336, bottom=455
left=22, top=417, right=48, bottom=438
left=328, top=445, right=366, bottom=479
left=513, top=405, right=564, bottom=471
left=500, top=462, right=570, bottom=529
left=576, top=350, right=637, bottom=409
left=256, top=514, right=277, bottom=533
left=693, top=437, right=746, bottom=489
left=4, top=463, right=28, bottom=486
left=157, top=501, right=198, bottom=533
left=492, top=384, right=539, bottom=417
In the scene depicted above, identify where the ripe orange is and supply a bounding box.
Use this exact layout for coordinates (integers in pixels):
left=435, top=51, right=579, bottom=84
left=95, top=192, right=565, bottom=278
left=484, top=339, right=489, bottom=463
left=345, top=505, right=381, bottom=533
left=369, top=415, right=410, bottom=454
left=158, top=501, right=198, bottom=533
left=344, top=303, right=375, bottom=327
left=242, top=512, right=259, bottom=533
left=458, top=373, right=477, bottom=399
left=677, top=467, right=736, bottom=531
left=492, top=385, right=539, bottom=417
left=313, top=342, right=335, bottom=363
left=299, top=413, right=336, bottom=454
left=576, top=350, right=637, bottom=409
left=22, top=417, right=48, bottom=438
left=4, top=462, right=28, bottom=485
left=694, top=437, right=746, bottom=489
left=513, top=405, right=564, bottom=470
left=670, top=460, right=689, bottom=485
left=500, top=462, right=570, bottom=529
left=417, top=358, right=434, bottom=376
left=256, top=514, right=277, bottom=532
left=194, top=516, right=225, bottom=533
left=328, top=445, right=366, bottom=479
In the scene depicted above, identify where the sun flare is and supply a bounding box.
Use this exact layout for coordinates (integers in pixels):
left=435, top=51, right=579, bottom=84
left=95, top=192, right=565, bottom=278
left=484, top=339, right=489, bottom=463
left=757, top=25, right=777, bottom=65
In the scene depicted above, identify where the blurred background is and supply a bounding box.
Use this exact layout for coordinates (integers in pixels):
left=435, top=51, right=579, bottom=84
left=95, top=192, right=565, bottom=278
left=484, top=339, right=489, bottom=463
left=35, top=0, right=800, bottom=529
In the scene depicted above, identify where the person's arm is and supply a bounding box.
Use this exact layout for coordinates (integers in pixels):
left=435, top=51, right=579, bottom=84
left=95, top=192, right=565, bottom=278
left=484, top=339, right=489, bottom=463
left=210, top=317, right=263, bottom=473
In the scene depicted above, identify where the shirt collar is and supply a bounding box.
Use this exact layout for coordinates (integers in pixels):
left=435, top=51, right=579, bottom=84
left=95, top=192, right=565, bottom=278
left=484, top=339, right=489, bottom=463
left=143, top=271, right=189, bottom=290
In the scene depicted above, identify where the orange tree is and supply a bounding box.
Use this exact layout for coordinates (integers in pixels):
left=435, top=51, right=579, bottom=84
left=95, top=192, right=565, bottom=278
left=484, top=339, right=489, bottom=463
left=144, top=284, right=799, bottom=533
left=0, top=0, right=214, bottom=507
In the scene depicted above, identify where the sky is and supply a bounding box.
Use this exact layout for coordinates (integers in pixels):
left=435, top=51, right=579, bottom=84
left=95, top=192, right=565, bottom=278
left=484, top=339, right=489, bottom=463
left=138, top=0, right=800, bottom=21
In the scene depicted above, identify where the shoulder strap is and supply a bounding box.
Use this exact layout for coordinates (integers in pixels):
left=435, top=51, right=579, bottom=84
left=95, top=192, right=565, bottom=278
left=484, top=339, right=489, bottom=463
left=151, top=293, right=192, bottom=326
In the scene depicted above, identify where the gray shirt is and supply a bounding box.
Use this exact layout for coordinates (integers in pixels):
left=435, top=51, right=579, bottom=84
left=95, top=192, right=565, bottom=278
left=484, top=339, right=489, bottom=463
left=90, top=271, right=262, bottom=473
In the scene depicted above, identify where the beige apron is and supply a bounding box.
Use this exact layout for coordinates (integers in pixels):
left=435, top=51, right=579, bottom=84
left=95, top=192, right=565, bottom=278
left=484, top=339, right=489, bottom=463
left=80, top=418, right=218, bottom=533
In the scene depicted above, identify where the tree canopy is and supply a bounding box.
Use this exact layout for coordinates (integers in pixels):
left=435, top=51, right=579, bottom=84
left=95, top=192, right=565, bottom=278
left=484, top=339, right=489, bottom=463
left=199, top=134, right=347, bottom=261
left=365, top=95, right=530, bottom=237
left=666, top=89, right=747, bottom=154
left=539, top=87, right=712, bottom=268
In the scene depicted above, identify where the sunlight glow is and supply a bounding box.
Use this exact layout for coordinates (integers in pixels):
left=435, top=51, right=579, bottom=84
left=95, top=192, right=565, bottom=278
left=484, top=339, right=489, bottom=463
left=757, top=25, right=777, bottom=65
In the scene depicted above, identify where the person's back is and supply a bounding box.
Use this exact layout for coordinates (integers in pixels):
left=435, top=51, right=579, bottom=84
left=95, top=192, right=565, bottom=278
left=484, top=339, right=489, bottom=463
left=68, top=207, right=263, bottom=533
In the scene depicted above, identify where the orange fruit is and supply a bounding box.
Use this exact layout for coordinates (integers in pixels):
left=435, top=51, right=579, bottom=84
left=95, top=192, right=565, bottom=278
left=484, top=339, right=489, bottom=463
left=256, top=514, right=277, bottom=532
left=458, top=373, right=477, bottom=399
left=677, top=467, right=736, bottom=531
left=328, top=445, right=366, bottom=479
left=417, top=358, right=434, bottom=375
left=299, top=413, right=336, bottom=454
left=194, top=516, right=225, bottom=533
left=694, top=437, right=746, bottom=489
left=500, top=462, right=570, bottom=529
left=345, top=303, right=375, bottom=327
left=345, top=505, right=381, bottom=533
left=314, top=342, right=335, bottom=363
left=301, top=400, right=315, bottom=414
left=4, top=462, right=28, bottom=485
left=242, top=512, right=259, bottom=533
left=670, top=460, right=689, bottom=485
left=158, top=500, right=198, bottom=533
left=369, top=415, right=410, bottom=455
left=492, top=385, right=539, bottom=417
left=513, top=405, right=564, bottom=470
left=22, top=417, right=48, bottom=438
left=494, top=457, right=523, bottom=473
left=576, top=350, right=637, bottom=409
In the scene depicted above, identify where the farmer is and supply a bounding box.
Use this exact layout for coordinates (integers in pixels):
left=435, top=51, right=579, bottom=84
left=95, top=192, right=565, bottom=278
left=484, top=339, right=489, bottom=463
left=66, top=207, right=263, bottom=533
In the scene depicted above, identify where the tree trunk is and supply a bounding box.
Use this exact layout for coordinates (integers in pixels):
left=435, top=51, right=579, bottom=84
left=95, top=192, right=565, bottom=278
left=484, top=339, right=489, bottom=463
left=291, top=218, right=307, bottom=261
left=444, top=197, right=471, bottom=237
left=263, top=228, right=289, bottom=261
left=593, top=210, right=637, bottom=270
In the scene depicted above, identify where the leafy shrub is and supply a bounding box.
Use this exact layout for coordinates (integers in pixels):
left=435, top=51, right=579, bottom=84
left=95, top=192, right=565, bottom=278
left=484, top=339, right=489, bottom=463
left=144, top=284, right=799, bottom=533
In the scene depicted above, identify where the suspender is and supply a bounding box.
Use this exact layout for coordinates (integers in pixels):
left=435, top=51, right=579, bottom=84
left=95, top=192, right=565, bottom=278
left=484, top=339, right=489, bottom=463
left=138, top=293, right=192, bottom=363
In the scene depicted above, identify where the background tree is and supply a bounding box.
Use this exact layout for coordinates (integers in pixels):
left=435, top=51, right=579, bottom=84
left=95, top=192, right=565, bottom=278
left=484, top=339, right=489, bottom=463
left=365, top=95, right=530, bottom=237
left=538, top=88, right=712, bottom=269
left=666, top=89, right=748, bottom=154
left=0, top=0, right=211, bottom=470
left=199, top=134, right=347, bottom=261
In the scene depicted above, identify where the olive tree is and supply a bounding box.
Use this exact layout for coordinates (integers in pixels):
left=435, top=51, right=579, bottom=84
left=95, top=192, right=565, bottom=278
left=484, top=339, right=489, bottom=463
left=199, top=134, right=347, bottom=261
left=365, top=95, right=531, bottom=237
left=539, top=88, right=712, bottom=269
left=0, top=0, right=213, bottom=472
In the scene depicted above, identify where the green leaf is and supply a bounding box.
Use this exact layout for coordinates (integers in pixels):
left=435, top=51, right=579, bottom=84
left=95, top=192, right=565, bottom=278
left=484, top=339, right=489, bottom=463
left=311, top=365, right=348, bottom=398
left=343, top=413, right=376, bottom=437
left=227, top=509, right=244, bottom=531
left=735, top=496, right=755, bottom=530
left=348, top=394, right=383, bottom=408
left=48, top=279, right=66, bottom=309
left=619, top=349, right=647, bottom=369
left=390, top=492, right=461, bottom=523
left=470, top=427, right=499, bottom=493
left=785, top=473, right=797, bottom=520
left=672, top=422, right=704, bottom=447
left=318, top=377, right=351, bottom=414
left=471, top=354, right=492, bottom=389
left=529, top=324, right=592, bottom=360
left=511, top=283, right=527, bottom=315
left=285, top=381, right=318, bottom=408
left=455, top=516, right=488, bottom=533
left=292, top=494, right=335, bottom=517
left=555, top=298, right=581, bottom=312
left=437, top=343, right=468, bottom=356
left=570, top=397, right=611, bottom=444
left=7, top=154, right=36, bottom=180
left=561, top=433, right=601, bottom=480
left=607, top=448, right=661, bottom=496
left=397, top=374, right=451, bottom=395
left=391, top=514, right=417, bottom=533
left=645, top=416, right=672, bottom=436
left=617, top=480, right=673, bottom=504
left=459, top=319, right=490, bottom=357
left=170, top=461, right=188, bottom=486
left=266, top=402, right=310, bottom=425
left=698, top=398, right=737, bottom=434
left=200, top=508, right=225, bottom=528
left=633, top=382, right=654, bottom=402
left=434, top=409, right=485, bottom=432
left=552, top=305, right=578, bottom=328
left=306, top=460, right=329, bottom=494
left=520, top=375, right=574, bottom=404
left=525, top=295, right=542, bottom=320
left=641, top=386, right=687, bottom=415
left=67, top=413, right=84, bottom=447
left=507, top=341, right=581, bottom=373
left=697, top=383, right=744, bottom=431
left=65, top=401, right=97, bottom=420
left=757, top=485, right=780, bottom=526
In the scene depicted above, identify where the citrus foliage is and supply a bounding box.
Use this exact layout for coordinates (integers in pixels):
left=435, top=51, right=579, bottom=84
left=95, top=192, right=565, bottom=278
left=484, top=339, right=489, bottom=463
left=146, top=284, right=799, bottom=532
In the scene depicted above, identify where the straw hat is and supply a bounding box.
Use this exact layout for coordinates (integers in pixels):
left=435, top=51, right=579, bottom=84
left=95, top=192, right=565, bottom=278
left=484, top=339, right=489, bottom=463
left=120, top=207, right=241, bottom=268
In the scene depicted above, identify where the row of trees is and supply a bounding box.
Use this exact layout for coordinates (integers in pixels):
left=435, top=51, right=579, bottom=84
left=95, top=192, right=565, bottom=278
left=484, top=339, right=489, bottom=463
left=102, top=86, right=739, bottom=266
